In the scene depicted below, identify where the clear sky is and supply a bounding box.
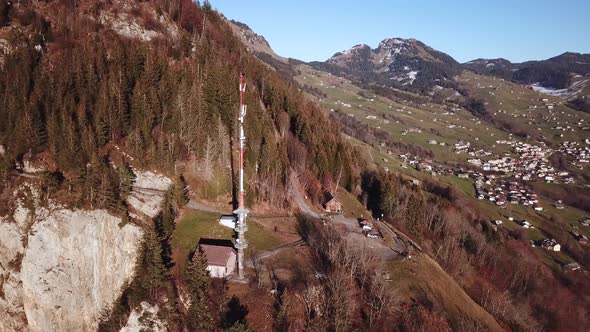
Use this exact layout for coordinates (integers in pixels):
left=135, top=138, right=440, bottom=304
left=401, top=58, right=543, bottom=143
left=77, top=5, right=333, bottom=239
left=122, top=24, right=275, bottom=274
left=209, top=0, right=590, bottom=63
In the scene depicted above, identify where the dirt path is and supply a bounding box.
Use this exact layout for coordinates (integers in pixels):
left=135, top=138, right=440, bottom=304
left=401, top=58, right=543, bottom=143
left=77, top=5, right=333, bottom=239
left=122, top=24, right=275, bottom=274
left=245, top=239, right=305, bottom=268
left=186, top=199, right=229, bottom=214
left=288, top=174, right=321, bottom=219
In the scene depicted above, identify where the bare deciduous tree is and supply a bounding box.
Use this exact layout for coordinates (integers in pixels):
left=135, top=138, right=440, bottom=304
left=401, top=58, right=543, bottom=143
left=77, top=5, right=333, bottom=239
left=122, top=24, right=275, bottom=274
left=249, top=248, right=263, bottom=288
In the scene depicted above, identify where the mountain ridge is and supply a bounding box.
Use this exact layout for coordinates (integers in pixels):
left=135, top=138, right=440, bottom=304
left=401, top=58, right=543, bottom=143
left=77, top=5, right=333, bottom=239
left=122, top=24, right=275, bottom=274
left=464, top=52, right=590, bottom=93
left=219, top=18, right=589, bottom=99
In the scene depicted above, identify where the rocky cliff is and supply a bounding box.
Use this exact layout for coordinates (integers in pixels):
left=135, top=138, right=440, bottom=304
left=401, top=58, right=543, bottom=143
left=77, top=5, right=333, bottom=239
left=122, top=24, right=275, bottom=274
left=0, top=170, right=171, bottom=332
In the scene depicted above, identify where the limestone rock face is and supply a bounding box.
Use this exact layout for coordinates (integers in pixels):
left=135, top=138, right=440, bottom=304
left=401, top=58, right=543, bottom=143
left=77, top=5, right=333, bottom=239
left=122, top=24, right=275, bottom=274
left=0, top=220, right=28, bottom=332
left=0, top=174, right=174, bottom=331
left=21, top=209, right=142, bottom=332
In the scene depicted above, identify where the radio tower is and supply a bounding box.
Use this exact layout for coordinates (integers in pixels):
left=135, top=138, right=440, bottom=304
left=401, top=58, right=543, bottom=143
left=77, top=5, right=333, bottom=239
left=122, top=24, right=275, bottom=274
left=234, top=72, right=249, bottom=280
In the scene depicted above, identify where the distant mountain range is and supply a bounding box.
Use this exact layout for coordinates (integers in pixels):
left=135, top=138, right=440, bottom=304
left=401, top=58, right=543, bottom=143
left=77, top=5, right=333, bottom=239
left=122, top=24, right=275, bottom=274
left=230, top=19, right=589, bottom=100
left=464, top=52, right=590, bottom=89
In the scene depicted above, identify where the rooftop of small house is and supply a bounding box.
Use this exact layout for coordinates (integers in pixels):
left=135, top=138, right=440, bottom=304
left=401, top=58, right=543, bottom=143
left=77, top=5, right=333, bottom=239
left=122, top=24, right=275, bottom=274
left=198, top=239, right=236, bottom=267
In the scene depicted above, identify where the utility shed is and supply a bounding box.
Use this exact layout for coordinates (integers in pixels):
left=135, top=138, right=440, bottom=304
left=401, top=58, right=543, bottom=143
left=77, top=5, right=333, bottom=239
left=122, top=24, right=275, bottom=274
left=199, top=243, right=237, bottom=278
left=218, top=215, right=236, bottom=229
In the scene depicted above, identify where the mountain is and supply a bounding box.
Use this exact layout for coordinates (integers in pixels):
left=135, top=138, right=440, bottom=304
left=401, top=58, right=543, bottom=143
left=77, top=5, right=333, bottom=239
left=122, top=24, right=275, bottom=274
left=226, top=19, right=286, bottom=63
left=231, top=19, right=590, bottom=332
left=316, top=37, right=462, bottom=93
left=462, top=58, right=515, bottom=79
left=514, top=52, right=590, bottom=90
left=464, top=52, right=590, bottom=96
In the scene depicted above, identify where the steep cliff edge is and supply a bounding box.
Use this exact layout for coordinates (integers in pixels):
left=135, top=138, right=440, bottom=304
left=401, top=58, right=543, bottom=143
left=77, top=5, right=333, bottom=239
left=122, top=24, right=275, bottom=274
left=0, top=170, right=171, bottom=332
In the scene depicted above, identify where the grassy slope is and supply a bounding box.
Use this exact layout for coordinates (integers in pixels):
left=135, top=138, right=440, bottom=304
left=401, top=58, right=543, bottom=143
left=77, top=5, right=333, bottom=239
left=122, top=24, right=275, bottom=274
left=458, top=71, right=590, bottom=145
left=171, top=209, right=288, bottom=273
left=387, top=254, right=503, bottom=331
left=336, top=186, right=371, bottom=218
left=296, top=65, right=514, bottom=163
left=171, top=210, right=233, bottom=273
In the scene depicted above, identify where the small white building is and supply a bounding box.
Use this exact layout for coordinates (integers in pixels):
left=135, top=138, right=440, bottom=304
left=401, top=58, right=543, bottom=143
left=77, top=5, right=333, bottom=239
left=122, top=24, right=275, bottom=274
left=540, top=239, right=561, bottom=252
left=520, top=220, right=531, bottom=229
left=200, top=244, right=237, bottom=278
left=219, top=215, right=237, bottom=229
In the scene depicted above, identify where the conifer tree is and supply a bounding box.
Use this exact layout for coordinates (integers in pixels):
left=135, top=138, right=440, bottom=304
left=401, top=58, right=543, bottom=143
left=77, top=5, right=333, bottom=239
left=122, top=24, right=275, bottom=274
left=224, top=322, right=251, bottom=332
left=274, top=290, right=291, bottom=332
left=186, top=291, right=215, bottom=332
left=136, top=226, right=168, bottom=299
left=184, top=247, right=210, bottom=296
left=157, top=193, right=176, bottom=240
left=184, top=247, right=214, bottom=331
left=118, top=162, right=135, bottom=200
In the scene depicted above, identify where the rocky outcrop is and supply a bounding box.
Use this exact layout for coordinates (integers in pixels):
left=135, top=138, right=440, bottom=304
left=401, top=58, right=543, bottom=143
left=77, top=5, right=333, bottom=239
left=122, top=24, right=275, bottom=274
left=0, top=171, right=171, bottom=331
left=128, top=170, right=173, bottom=219
left=120, top=302, right=167, bottom=332
left=98, top=1, right=179, bottom=42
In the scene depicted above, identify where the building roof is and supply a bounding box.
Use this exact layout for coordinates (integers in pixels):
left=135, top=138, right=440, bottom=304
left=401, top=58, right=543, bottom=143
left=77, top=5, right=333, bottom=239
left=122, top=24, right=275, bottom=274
left=324, top=191, right=338, bottom=204
left=199, top=244, right=236, bottom=267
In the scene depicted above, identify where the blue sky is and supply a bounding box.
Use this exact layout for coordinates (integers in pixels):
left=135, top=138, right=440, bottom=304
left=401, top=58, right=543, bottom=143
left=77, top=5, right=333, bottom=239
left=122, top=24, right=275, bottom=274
left=209, top=0, right=590, bottom=63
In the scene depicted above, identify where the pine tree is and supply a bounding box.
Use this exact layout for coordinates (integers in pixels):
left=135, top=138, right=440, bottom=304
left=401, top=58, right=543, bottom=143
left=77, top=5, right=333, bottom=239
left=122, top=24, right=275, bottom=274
left=136, top=226, right=168, bottom=299
left=118, top=162, right=135, bottom=200
left=186, top=291, right=215, bottom=332
left=274, top=290, right=291, bottom=332
left=184, top=247, right=211, bottom=296
left=184, top=247, right=214, bottom=331
left=156, top=193, right=176, bottom=241
left=174, top=174, right=190, bottom=207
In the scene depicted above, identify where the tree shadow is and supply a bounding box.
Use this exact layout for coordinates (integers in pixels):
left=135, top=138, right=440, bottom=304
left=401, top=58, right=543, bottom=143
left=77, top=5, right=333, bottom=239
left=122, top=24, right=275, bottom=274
left=222, top=295, right=249, bottom=329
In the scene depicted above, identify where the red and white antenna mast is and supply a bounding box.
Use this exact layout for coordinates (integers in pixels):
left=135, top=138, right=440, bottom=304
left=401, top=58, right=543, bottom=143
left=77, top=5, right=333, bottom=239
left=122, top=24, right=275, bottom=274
left=234, top=72, right=249, bottom=280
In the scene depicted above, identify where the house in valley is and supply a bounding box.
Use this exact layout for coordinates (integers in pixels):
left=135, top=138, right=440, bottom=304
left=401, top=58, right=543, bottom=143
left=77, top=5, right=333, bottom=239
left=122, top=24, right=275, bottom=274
left=540, top=238, right=561, bottom=252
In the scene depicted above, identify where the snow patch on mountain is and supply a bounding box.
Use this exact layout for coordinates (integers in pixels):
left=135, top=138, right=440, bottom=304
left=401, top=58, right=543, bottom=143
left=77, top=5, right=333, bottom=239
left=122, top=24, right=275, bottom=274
left=407, top=71, right=419, bottom=84
left=531, top=83, right=569, bottom=97
left=531, top=78, right=589, bottom=99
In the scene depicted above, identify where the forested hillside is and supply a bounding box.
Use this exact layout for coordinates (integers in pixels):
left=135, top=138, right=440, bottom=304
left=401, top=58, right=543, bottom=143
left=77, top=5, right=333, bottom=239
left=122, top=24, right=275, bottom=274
left=0, top=0, right=360, bottom=212
left=0, top=1, right=365, bottom=330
